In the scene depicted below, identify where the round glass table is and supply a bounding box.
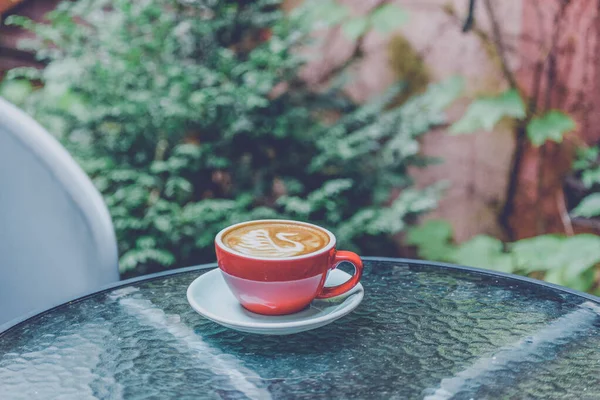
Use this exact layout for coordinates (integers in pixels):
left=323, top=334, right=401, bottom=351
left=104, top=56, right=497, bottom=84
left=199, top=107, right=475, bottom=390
left=1, top=258, right=599, bottom=399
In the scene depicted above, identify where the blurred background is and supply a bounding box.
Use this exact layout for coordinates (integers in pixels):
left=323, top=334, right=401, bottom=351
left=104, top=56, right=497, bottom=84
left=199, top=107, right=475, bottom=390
left=1, top=0, right=599, bottom=293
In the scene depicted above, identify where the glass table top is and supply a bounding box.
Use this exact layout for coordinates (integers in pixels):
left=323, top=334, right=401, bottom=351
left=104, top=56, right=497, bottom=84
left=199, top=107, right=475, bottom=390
left=1, top=258, right=599, bottom=399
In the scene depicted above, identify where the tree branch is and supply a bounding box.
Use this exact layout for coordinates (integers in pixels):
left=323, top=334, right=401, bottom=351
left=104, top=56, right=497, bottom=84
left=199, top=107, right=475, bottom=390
left=443, top=3, right=517, bottom=89
left=535, top=1, right=570, bottom=235
left=557, top=191, right=575, bottom=236
left=462, top=0, right=477, bottom=32
left=482, top=0, right=518, bottom=88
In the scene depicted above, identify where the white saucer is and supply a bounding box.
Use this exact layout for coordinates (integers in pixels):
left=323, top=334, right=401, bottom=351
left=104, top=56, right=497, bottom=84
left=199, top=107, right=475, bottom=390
left=187, top=268, right=364, bottom=335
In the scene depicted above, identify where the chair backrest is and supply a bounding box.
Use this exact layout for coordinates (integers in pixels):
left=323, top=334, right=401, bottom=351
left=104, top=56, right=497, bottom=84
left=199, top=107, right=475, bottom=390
left=0, top=98, right=119, bottom=328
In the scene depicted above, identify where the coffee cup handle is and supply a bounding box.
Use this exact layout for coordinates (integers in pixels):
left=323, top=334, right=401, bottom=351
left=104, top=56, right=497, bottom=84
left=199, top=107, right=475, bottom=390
left=316, top=251, right=364, bottom=299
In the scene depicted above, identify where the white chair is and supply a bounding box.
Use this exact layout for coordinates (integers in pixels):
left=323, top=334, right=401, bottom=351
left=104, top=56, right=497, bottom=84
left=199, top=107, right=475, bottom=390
left=0, top=98, right=119, bottom=327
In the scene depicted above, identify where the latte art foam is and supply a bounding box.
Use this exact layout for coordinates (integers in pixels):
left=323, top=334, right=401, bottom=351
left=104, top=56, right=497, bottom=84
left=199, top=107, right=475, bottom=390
left=222, top=222, right=330, bottom=258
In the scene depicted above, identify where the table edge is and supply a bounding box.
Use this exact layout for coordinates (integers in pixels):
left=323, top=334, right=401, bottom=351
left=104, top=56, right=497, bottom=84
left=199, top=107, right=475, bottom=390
left=375, top=257, right=600, bottom=303
left=0, top=263, right=217, bottom=335
left=2, top=257, right=599, bottom=335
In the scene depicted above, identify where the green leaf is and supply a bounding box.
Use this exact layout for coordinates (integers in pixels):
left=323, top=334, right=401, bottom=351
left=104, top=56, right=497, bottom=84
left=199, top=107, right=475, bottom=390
left=526, top=110, right=575, bottom=147
left=418, top=243, right=456, bottom=262
left=573, top=146, right=599, bottom=171
left=0, top=80, right=33, bottom=105
left=560, top=234, right=600, bottom=281
left=136, top=236, right=156, bottom=249
left=546, top=267, right=596, bottom=292
left=119, top=248, right=175, bottom=273
left=426, top=76, right=465, bottom=111
left=450, top=89, right=525, bottom=134
left=369, top=4, right=409, bottom=33
left=450, top=235, right=513, bottom=273
left=312, top=0, right=350, bottom=26
left=543, top=268, right=564, bottom=287
left=572, top=193, right=600, bottom=218
left=406, top=220, right=453, bottom=247
left=582, top=167, right=600, bottom=188
left=510, top=235, right=565, bottom=273
left=4, top=15, right=34, bottom=29
left=342, top=17, right=369, bottom=40
left=57, top=90, right=88, bottom=120
left=406, top=220, right=455, bottom=261
left=564, top=268, right=596, bottom=292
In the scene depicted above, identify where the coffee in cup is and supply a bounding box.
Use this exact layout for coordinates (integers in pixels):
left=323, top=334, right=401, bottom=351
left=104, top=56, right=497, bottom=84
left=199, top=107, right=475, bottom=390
left=215, top=219, right=363, bottom=315
left=221, top=220, right=330, bottom=258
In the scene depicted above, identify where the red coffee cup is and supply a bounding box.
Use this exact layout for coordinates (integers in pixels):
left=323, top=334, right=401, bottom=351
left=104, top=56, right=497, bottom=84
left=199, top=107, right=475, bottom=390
left=215, top=219, right=363, bottom=315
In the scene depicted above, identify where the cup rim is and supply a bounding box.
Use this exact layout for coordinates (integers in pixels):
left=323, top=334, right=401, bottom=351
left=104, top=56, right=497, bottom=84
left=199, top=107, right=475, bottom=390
left=215, top=219, right=336, bottom=261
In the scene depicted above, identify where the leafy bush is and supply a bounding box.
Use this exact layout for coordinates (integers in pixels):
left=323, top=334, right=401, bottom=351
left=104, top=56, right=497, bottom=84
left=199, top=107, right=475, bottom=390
left=571, top=145, right=600, bottom=218
left=407, top=220, right=600, bottom=293
left=405, top=104, right=600, bottom=293
left=4, top=0, right=460, bottom=276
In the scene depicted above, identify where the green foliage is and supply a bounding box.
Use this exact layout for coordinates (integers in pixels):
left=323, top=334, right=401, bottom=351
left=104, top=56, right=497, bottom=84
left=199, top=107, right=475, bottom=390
left=571, top=144, right=600, bottom=219
left=370, top=4, right=409, bottom=34
left=573, top=146, right=599, bottom=171
left=572, top=194, right=600, bottom=218
left=582, top=168, right=600, bottom=188
left=342, top=17, right=369, bottom=40
left=309, top=0, right=349, bottom=26
left=425, top=76, right=465, bottom=110
left=510, top=235, right=565, bottom=272
left=452, top=236, right=513, bottom=273
left=573, top=145, right=600, bottom=189
left=0, top=79, right=33, bottom=105
left=405, top=219, right=453, bottom=260
left=450, top=89, right=525, bottom=134
left=5, top=0, right=458, bottom=276
left=449, top=90, right=575, bottom=148
left=407, top=220, right=600, bottom=292
left=527, top=110, right=576, bottom=147
left=311, top=0, right=408, bottom=40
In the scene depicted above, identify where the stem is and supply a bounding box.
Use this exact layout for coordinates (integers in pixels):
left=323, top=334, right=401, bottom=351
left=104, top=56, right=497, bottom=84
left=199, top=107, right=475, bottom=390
left=499, top=125, right=527, bottom=239
left=444, top=1, right=524, bottom=239
left=535, top=145, right=546, bottom=234
left=442, top=6, right=498, bottom=62
left=462, top=0, right=477, bottom=32
left=536, top=0, right=567, bottom=235
left=478, top=0, right=531, bottom=239
left=482, top=0, right=518, bottom=88
left=557, top=191, right=575, bottom=236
